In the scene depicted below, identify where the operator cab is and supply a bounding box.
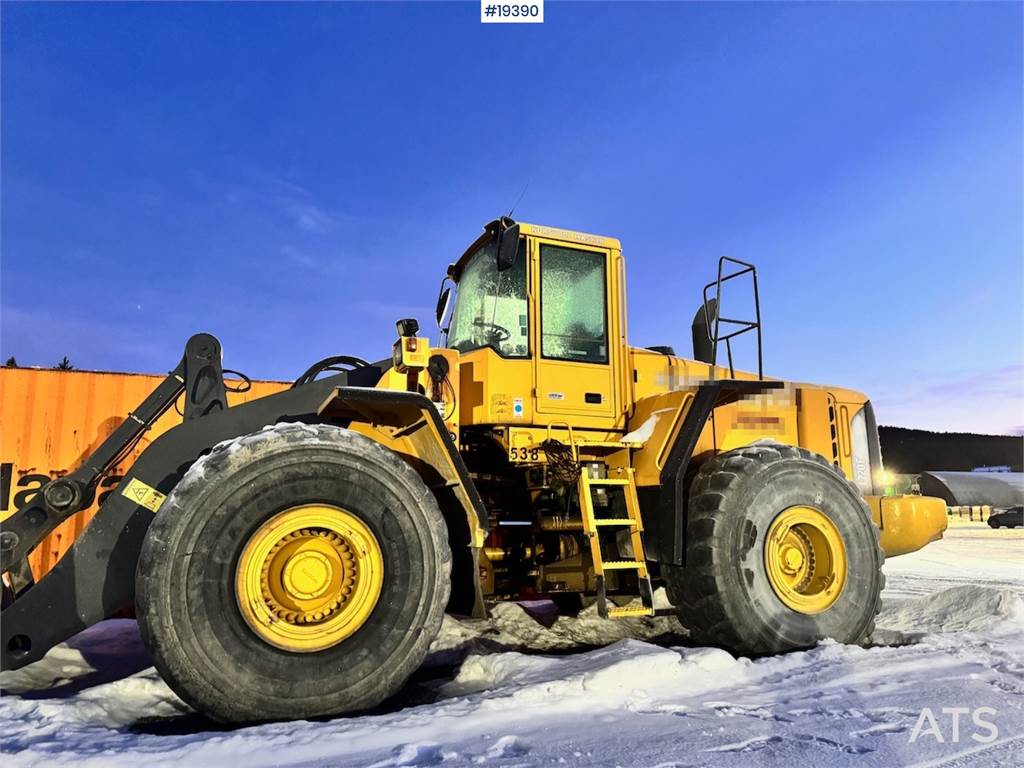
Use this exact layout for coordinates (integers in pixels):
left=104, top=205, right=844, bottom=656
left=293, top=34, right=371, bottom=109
left=443, top=218, right=611, bottom=365
left=438, top=218, right=626, bottom=427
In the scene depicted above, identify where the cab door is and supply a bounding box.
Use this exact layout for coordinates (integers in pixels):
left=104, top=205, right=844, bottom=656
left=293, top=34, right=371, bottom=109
left=532, top=237, right=617, bottom=420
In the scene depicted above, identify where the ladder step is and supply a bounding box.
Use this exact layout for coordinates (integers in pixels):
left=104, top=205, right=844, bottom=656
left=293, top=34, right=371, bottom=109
left=601, top=560, right=646, bottom=570
left=592, top=518, right=635, bottom=526
left=608, top=605, right=655, bottom=618
left=584, top=478, right=630, bottom=486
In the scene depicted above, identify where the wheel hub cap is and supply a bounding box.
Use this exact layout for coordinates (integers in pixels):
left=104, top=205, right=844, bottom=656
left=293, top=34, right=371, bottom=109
left=283, top=550, right=332, bottom=600
left=764, top=506, right=847, bottom=614
left=236, top=504, right=384, bottom=652
left=780, top=545, right=804, bottom=573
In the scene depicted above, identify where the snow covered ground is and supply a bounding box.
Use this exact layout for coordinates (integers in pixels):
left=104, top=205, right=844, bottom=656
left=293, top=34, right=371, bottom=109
left=2, top=522, right=1022, bottom=767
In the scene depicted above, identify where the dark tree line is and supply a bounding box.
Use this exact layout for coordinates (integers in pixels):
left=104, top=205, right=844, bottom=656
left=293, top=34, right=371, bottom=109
left=879, top=426, right=1024, bottom=473
left=2, top=356, right=74, bottom=370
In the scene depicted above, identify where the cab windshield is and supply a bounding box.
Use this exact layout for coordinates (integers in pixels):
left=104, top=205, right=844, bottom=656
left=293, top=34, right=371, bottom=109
left=447, top=237, right=528, bottom=357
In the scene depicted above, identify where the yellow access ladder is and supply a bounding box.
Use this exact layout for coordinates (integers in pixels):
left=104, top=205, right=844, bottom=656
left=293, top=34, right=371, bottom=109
left=578, top=463, right=655, bottom=618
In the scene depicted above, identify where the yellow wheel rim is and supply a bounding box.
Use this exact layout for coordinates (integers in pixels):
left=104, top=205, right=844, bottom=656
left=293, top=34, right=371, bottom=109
left=236, top=504, right=384, bottom=652
left=764, top=506, right=847, bottom=614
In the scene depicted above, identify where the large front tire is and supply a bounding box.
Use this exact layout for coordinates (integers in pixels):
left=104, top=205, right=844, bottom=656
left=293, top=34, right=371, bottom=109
left=136, top=423, right=451, bottom=723
left=666, top=442, right=883, bottom=656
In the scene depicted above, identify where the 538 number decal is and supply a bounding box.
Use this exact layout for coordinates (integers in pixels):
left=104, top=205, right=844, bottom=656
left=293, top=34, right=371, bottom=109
left=508, top=446, right=544, bottom=463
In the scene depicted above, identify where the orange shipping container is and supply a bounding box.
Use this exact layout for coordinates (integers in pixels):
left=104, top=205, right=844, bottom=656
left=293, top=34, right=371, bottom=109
left=0, top=367, right=289, bottom=580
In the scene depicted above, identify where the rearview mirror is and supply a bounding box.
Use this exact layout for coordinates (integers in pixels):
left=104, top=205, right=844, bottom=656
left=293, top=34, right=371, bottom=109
left=436, top=285, right=453, bottom=329
left=691, top=297, right=718, bottom=364
left=496, top=219, right=520, bottom=272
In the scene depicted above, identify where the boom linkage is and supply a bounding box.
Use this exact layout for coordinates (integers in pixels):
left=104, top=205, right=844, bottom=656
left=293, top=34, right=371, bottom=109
left=0, top=333, right=227, bottom=586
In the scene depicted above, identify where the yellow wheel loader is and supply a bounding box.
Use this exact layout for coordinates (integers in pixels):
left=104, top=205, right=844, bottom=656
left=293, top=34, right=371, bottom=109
left=0, top=218, right=947, bottom=723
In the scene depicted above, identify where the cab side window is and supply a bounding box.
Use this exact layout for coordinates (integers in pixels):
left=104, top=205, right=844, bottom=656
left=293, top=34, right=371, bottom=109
left=540, top=245, right=608, bottom=363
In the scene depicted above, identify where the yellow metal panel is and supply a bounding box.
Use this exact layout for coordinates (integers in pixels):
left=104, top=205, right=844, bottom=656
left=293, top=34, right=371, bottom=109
left=327, top=395, right=486, bottom=547
left=0, top=367, right=289, bottom=579
left=795, top=388, right=835, bottom=465
left=865, top=494, right=947, bottom=556
left=456, top=347, right=535, bottom=425
left=629, top=389, right=695, bottom=486
left=716, top=388, right=797, bottom=453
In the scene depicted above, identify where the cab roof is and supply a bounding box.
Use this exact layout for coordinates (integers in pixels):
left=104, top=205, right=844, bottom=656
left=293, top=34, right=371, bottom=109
left=450, top=219, right=622, bottom=278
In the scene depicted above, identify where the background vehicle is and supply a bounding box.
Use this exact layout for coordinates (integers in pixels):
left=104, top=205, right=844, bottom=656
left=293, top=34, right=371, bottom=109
left=988, top=506, right=1023, bottom=528
left=0, top=218, right=948, bottom=723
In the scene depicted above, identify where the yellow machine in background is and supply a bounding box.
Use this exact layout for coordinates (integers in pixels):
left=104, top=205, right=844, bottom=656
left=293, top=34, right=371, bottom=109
left=1, top=217, right=946, bottom=724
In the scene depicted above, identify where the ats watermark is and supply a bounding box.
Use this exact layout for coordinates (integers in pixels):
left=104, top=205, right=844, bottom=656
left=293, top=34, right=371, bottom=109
left=910, top=707, right=998, bottom=744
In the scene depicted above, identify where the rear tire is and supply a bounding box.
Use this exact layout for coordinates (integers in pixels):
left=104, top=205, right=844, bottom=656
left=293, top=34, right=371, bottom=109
left=665, top=442, right=884, bottom=656
left=136, top=423, right=451, bottom=723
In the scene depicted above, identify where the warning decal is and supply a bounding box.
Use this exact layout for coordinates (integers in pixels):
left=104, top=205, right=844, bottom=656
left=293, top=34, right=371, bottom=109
left=121, top=477, right=166, bottom=513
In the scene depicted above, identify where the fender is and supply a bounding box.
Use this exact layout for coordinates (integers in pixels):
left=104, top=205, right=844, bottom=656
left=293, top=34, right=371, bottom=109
left=319, top=387, right=489, bottom=619
left=637, top=379, right=783, bottom=565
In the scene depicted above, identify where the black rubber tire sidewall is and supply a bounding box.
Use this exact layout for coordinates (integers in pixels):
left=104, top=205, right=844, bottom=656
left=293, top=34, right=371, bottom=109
left=668, top=444, right=884, bottom=655
left=136, top=424, right=451, bottom=723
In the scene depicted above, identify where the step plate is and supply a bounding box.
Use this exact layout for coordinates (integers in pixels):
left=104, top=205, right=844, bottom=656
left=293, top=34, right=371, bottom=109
left=607, top=605, right=656, bottom=618
left=601, top=560, right=646, bottom=570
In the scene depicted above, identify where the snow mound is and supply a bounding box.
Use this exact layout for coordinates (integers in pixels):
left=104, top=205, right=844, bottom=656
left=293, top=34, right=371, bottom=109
left=427, top=592, right=685, bottom=665
left=0, top=621, right=188, bottom=732
left=443, top=638, right=747, bottom=710
left=878, top=585, right=1024, bottom=635
left=1, top=619, right=155, bottom=696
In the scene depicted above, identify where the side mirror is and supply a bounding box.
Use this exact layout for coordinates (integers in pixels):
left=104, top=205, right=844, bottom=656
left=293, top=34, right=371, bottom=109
left=436, top=285, right=453, bottom=329
left=691, top=297, right=718, bottom=364
left=496, top=219, right=520, bottom=272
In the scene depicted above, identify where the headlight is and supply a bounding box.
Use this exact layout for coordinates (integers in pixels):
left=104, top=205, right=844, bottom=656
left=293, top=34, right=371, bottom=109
left=875, top=470, right=895, bottom=488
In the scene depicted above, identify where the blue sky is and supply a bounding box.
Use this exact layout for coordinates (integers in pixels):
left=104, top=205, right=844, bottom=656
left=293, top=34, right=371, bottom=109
left=2, top=2, right=1021, bottom=435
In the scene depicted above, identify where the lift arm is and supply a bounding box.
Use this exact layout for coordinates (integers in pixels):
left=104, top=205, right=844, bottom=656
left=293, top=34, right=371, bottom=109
left=0, top=333, right=227, bottom=581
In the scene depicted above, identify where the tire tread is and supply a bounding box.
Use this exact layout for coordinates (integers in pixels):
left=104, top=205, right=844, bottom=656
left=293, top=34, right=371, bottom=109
left=665, top=441, right=884, bottom=654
